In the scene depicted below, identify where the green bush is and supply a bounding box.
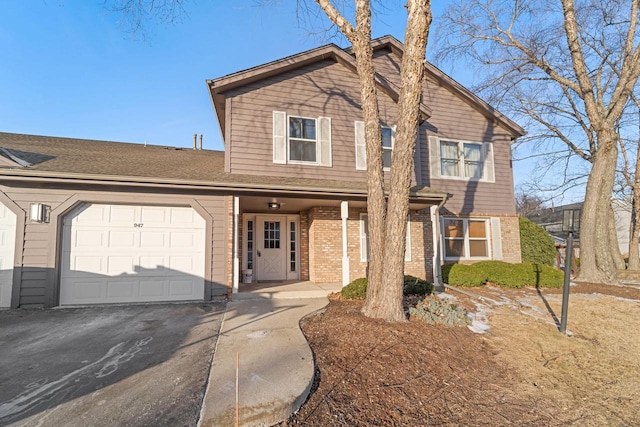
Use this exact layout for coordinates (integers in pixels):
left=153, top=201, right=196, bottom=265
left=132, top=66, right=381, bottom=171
left=341, top=276, right=435, bottom=299
left=447, top=264, right=487, bottom=287
left=444, top=260, right=563, bottom=288
left=341, top=277, right=368, bottom=300
left=403, top=275, right=434, bottom=296
left=441, top=263, right=454, bottom=284
left=519, top=217, right=556, bottom=266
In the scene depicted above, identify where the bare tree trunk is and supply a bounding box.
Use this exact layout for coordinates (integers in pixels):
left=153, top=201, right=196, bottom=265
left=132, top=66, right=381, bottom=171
left=607, top=202, right=625, bottom=270
left=628, top=107, right=640, bottom=270
left=577, top=131, right=619, bottom=283
left=362, top=0, right=432, bottom=321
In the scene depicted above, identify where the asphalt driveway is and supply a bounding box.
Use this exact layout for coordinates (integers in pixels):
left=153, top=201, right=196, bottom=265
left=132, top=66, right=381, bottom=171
left=0, top=303, right=225, bottom=427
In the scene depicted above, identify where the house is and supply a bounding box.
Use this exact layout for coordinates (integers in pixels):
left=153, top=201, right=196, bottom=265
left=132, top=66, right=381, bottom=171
left=0, top=35, right=523, bottom=309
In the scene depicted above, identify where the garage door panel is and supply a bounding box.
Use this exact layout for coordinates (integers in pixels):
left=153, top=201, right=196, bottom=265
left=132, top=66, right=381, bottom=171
left=60, top=203, right=206, bottom=305
left=75, top=230, right=105, bottom=249
left=140, top=232, right=165, bottom=248
left=73, top=256, right=104, bottom=275
left=106, top=281, right=137, bottom=299
left=109, top=206, right=137, bottom=224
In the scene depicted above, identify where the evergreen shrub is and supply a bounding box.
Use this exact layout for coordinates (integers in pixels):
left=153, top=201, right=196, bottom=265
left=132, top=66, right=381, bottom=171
left=519, top=216, right=556, bottom=266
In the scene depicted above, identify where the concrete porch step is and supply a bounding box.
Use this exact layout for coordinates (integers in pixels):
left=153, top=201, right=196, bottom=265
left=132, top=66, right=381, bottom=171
left=233, top=281, right=342, bottom=301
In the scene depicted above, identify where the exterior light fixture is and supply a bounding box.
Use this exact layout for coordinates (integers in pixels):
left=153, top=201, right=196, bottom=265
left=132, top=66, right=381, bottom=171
left=562, top=208, right=581, bottom=232
left=30, top=203, right=48, bottom=223
left=268, top=202, right=280, bottom=211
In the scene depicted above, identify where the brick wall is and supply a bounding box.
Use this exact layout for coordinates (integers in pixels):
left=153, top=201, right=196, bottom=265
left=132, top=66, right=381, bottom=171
left=308, top=206, right=434, bottom=283
left=499, top=214, right=522, bottom=263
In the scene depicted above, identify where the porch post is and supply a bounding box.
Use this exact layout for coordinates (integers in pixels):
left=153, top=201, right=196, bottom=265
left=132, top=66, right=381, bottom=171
left=430, top=205, right=443, bottom=291
left=232, top=196, right=240, bottom=294
left=341, top=201, right=350, bottom=286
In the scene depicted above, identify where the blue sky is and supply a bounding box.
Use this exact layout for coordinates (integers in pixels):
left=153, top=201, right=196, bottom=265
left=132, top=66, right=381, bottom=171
left=1, top=1, right=544, bottom=191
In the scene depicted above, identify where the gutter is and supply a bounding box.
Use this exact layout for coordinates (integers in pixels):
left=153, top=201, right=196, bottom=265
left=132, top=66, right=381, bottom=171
left=0, top=169, right=448, bottom=202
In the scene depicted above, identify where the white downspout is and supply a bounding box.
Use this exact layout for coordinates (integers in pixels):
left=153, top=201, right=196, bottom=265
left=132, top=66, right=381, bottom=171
left=430, top=197, right=448, bottom=292
left=341, top=201, right=350, bottom=286
left=232, top=196, right=240, bottom=294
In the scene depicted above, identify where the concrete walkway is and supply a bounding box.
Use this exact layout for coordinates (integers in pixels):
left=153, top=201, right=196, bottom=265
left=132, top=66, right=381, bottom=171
left=198, top=297, right=329, bottom=427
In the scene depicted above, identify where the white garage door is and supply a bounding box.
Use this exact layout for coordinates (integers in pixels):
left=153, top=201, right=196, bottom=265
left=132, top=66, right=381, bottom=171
left=0, top=203, right=16, bottom=308
left=60, top=204, right=206, bottom=305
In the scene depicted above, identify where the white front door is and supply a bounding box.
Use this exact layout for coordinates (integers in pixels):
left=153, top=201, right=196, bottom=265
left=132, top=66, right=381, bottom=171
left=256, top=216, right=287, bottom=281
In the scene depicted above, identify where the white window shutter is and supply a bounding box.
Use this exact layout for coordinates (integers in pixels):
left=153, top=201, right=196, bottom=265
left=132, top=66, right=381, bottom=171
left=482, top=141, right=495, bottom=182
left=428, top=135, right=440, bottom=179
left=360, top=214, right=369, bottom=261
left=491, top=217, right=503, bottom=260
left=318, top=116, right=332, bottom=167
left=405, top=220, right=412, bottom=262
left=273, top=111, right=287, bottom=164
left=355, top=121, right=366, bottom=170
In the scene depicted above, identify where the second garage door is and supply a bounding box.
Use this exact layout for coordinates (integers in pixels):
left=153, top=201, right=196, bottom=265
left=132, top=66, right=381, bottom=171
left=60, top=203, right=206, bottom=305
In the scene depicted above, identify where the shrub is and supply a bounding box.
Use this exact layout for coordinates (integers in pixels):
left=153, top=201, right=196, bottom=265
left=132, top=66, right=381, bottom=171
left=530, top=263, right=564, bottom=288
left=341, top=277, right=367, bottom=300
left=519, top=217, right=556, bottom=266
left=474, top=260, right=534, bottom=288
left=409, top=295, right=471, bottom=326
left=444, top=261, right=563, bottom=288
left=403, top=275, right=434, bottom=296
left=441, top=263, right=454, bottom=284
left=447, top=264, right=487, bottom=287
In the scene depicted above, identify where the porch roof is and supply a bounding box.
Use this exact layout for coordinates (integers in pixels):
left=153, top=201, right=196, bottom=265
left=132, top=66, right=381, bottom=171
left=0, top=132, right=448, bottom=204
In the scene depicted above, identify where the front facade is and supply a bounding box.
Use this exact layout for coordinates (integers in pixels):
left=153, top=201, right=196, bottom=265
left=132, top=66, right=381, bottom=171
left=0, top=36, right=522, bottom=309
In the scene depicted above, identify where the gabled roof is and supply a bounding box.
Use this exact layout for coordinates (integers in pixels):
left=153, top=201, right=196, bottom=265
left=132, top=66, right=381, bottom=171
left=207, top=35, right=525, bottom=142
left=0, top=132, right=446, bottom=202
left=207, top=40, right=433, bottom=142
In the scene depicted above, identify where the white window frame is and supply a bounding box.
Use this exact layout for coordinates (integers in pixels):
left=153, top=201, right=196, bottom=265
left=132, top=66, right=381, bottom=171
left=429, top=136, right=494, bottom=183
left=441, top=217, right=491, bottom=261
left=440, top=139, right=484, bottom=179
left=360, top=213, right=411, bottom=262
left=381, top=125, right=394, bottom=171
left=288, top=115, right=318, bottom=165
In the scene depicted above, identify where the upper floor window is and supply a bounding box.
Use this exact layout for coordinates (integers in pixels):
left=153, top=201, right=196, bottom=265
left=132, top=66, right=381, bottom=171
left=355, top=121, right=395, bottom=171
left=429, top=136, right=495, bottom=182
left=289, top=116, right=316, bottom=162
left=273, top=111, right=332, bottom=167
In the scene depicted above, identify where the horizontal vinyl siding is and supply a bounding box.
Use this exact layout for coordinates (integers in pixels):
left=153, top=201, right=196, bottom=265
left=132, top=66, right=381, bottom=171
left=0, top=185, right=230, bottom=306
left=420, top=74, right=517, bottom=214
left=197, top=197, right=229, bottom=296
left=227, top=59, right=400, bottom=181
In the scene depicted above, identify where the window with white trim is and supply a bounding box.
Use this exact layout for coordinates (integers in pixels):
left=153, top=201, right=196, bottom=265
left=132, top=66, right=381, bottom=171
left=289, top=116, right=316, bottom=162
left=442, top=218, right=489, bottom=260
left=429, top=136, right=494, bottom=182
left=354, top=122, right=395, bottom=170
left=273, top=111, right=332, bottom=166
left=360, top=213, right=411, bottom=262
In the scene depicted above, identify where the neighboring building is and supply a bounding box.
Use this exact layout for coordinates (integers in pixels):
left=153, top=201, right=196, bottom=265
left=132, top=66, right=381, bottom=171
left=527, top=199, right=633, bottom=255
left=0, top=35, right=523, bottom=308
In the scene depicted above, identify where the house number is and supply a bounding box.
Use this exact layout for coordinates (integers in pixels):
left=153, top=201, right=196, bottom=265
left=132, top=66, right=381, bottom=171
left=134, top=223, right=144, bottom=228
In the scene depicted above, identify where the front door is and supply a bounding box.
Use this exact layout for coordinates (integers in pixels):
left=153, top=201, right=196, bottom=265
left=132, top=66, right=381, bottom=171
left=256, top=216, right=287, bottom=281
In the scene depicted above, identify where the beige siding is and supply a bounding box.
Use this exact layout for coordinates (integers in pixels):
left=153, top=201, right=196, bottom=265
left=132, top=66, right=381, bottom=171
left=0, top=185, right=229, bottom=307
left=226, top=59, right=401, bottom=181
left=372, top=49, right=517, bottom=214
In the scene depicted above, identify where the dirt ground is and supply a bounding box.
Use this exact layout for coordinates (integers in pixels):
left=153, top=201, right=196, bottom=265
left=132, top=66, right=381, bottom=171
left=281, top=282, right=640, bottom=426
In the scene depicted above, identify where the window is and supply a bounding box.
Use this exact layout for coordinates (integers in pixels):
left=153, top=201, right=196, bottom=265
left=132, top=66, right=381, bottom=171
left=290, top=221, right=296, bottom=272
left=360, top=213, right=411, bottom=262
left=381, top=126, right=393, bottom=169
left=246, top=220, right=254, bottom=270
left=442, top=218, right=489, bottom=260
left=289, top=116, right=316, bottom=162
left=263, top=221, right=280, bottom=249
left=273, top=111, right=332, bottom=166
left=354, top=122, right=395, bottom=170
left=429, top=136, right=494, bottom=182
